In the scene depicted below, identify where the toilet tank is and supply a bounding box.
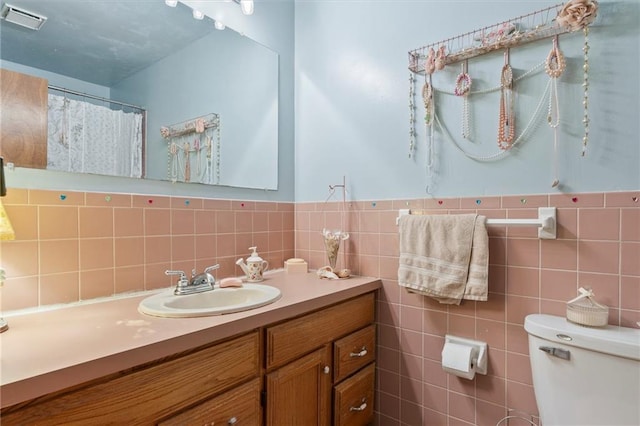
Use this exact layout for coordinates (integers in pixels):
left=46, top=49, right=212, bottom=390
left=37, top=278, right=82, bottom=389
left=524, top=314, right=640, bottom=426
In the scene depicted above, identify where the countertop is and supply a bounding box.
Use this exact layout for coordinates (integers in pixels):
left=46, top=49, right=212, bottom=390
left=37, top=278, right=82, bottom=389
left=0, top=271, right=381, bottom=409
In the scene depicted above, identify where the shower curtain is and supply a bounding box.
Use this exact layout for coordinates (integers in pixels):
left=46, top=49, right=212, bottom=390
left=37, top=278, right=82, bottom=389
left=47, top=94, right=143, bottom=178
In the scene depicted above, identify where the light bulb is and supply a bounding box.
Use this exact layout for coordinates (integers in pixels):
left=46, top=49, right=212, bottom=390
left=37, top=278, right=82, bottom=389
left=214, top=20, right=225, bottom=30
left=164, top=0, right=178, bottom=7
left=192, top=9, right=204, bottom=20
left=240, top=0, right=254, bottom=15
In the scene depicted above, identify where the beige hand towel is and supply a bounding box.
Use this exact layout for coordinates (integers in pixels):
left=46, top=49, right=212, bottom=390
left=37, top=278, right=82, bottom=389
left=397, top=214, right=488, bottom=305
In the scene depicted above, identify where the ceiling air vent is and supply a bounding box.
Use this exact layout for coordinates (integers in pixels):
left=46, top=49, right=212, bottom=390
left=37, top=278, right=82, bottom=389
left=1, top=3, right=47, bottom=30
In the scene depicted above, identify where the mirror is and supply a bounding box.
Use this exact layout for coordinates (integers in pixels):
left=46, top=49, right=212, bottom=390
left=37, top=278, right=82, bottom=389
left=0, top=0, right=279, bottom=190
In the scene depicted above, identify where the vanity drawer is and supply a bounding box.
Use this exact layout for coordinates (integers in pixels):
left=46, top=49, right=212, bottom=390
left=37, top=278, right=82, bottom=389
left=158, top=378, right=261, bottom=426
left=1, top=332, right=260, bottom=425
left=333, top=324, right=376, bottom=383
left=333, top=362, right=375, bottom=426
left=265, top=292, right=375, bottom=370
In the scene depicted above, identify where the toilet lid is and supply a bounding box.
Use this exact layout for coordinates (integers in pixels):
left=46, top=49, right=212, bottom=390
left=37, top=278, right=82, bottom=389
left=524, top=314, right=640, bottom=361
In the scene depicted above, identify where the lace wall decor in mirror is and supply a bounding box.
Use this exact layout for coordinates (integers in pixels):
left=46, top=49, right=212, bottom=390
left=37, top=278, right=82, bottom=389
left=161, top=114, right=221, bottom=185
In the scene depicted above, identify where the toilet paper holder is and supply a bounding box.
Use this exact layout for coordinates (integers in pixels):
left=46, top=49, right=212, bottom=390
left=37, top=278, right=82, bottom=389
left=443, top=335, right=488, bottom=375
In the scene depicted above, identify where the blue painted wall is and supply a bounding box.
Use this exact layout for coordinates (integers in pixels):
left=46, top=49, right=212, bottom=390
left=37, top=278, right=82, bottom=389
left=294, top=0, right=640, bottom=202
left=6, top=1, right=638, bottom=203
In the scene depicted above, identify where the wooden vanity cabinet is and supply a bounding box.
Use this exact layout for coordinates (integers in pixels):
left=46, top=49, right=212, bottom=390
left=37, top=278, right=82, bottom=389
left=264, top=292, right=377, bottom=426
left=1, top=331, right=260, bottom=426
left=1, top=290, right=378, bottom=426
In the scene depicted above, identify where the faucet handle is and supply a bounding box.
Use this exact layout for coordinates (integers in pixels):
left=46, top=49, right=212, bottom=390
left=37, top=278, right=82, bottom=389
left=204, top=264, right=220, bottom=274
left=165, top=270, right=188, bottom=285
left=165, top=269, right=186, bottom=278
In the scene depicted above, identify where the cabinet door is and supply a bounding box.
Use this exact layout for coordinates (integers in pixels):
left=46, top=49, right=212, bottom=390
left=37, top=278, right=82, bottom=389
left=265, top=345, right=331, bottom=426
left=158, top=378, right=261, bottom=426
left=0, top=68, right=48, bottom=168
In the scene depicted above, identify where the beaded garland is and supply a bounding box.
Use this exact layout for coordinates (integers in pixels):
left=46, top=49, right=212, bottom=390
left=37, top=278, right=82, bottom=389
left=497, top=62, right=515, bottom=150
left=407, top=60, right=548, bottom=166
left=422, top=52, right=436, bottom=172
left=454, top=65, right=472, bottom=139
left=545, top=46, right=566, bottom=78
left=183, top=142, right=191, bottom=182
left=581, top=26, right=591, bottom=157
left=422, top=78, right=434, bottom=125
left=434, top=78, right=552, bottom=163
left=215, top=125, right=221, bottom=184
left=454, top=72, right=472, bottom=96
left=423, top=74, right=436, bottom=179
left=169, top=142, right=178, bottom=183
left=546, top=37, right=565, bottom=188
left=547, top=77, right=561, bottom=128
left=408, top=72, right=416, bottom=158
left=546, top=36, right=564, bottom=129
left=437, top=61, right=544, bottom=97
left=461, top=94, right=471, bottom=139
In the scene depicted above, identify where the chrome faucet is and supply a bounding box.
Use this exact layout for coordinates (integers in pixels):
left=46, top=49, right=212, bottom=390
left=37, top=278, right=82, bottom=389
left=165, top=264, right=219, bottom=295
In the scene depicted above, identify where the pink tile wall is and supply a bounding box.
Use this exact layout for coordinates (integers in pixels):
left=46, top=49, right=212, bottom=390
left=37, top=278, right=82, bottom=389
left=0, top=189, right=295, bottom=310
left=295, top=191, right=640, bottom=426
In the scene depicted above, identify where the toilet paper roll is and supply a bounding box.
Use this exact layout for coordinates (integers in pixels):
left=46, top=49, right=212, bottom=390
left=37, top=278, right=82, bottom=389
left=442, top=342, right=476, bottom=380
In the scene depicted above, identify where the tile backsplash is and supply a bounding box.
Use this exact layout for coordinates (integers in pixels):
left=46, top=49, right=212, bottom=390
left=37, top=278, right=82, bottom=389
left=295, top=191, right=639, bottom=425
left=1, top=188, right=638, bottom=425
left=0, top=189, right=295, bottom=310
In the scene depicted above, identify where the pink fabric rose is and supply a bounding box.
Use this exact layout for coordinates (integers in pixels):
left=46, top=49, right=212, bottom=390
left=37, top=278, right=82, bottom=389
left=556, top=0, right=598, bottom=31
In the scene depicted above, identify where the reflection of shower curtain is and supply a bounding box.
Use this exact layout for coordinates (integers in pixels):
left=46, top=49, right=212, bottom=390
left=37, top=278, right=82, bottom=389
left=47, top=94, right=143, bottom=178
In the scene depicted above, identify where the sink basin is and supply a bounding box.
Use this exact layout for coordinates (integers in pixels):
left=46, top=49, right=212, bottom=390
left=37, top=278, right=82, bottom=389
left=138, top=284, right=281, bottom=318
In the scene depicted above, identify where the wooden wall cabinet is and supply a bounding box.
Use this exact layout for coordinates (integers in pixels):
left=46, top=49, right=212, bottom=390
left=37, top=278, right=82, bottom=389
left=0, top=68, right=48, bottom=169
left=1, top=291, right=377, bottom=425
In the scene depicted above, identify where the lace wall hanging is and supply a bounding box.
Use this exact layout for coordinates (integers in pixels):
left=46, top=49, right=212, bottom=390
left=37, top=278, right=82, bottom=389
left=160, top=113, right=221, bottom=185
left=407, top=0, right=598, bottom=193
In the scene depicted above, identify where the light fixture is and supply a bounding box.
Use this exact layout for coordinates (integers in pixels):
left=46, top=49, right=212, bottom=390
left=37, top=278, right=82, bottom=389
left=232, top=0, right=254, bottom=16
left=192, top=9, right=204, bottom=20
left=214, top=20, right=225, bottom=30
left=164, top=0, right=178, bottom=7
left=240, top=0, right=254, bottom=15
left=0, top=157, right=14, bottom=333
left=0, top=3, right=47, bottom=30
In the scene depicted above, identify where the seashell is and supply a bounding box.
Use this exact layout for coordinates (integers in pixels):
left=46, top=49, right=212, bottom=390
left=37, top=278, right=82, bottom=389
left=336, top=269, right=351, bottom=278
left=316, top=267, right=339, bottom=280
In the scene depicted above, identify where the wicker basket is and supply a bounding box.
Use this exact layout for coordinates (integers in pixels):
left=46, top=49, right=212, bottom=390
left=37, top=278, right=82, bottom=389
left=566, top=288, right=608, bottom=327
